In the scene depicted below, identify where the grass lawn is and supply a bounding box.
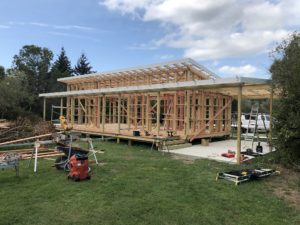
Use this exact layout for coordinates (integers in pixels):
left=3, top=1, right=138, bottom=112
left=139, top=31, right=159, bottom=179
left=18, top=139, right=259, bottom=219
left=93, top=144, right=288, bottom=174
left=0, top=140, right=299, bottom=225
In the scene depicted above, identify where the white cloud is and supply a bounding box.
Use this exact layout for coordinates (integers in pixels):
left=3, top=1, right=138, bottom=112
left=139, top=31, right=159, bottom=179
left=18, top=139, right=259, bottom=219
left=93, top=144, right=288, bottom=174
left=127, top=42, right=158, bottom=50
left=157, top=54, right=175, bottom=60
left=30, top=22, right=95, bottom=31
left=219, top=64, right=257, bottom=75
left=48, top=32, right=101, bottom=42
left=0, top=25, right=10, bottom=29
left=100, top=0, right=300, bottom=60
left=8, top=21, right=95, bottom=31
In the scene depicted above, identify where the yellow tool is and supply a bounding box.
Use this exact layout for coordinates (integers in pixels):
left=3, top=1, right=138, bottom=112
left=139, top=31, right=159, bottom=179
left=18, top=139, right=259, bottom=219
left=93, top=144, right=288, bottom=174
left=59, top=115, right=73, bottom=131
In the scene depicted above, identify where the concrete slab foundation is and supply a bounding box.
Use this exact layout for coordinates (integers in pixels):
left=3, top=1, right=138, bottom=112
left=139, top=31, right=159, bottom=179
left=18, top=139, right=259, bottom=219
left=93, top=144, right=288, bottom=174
left=165, top=139, right=274, bottom=164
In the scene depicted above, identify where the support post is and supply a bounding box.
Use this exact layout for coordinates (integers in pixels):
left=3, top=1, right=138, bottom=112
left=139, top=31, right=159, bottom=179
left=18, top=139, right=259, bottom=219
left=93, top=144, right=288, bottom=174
left=146, top=94, right=150, bottom=131
left=127, top=96, right=131, bottom=130
left=102, top=95, right=106, bottom=132
left=185, top=91, right=190, bottom=136
left=118, top=94, right=121, bottom=134
left=157, top=92, right=160, bottom=136
left=237, top=85, right=243, bottom=165
left=173, top=92, right=177, bottom=131
left=43, top=98, right=46, bottom=121
left=60, top=98, right=63, bottom=116
left=98, top=96, right=101, bottom=128
left=71, top=97, right=75, bottom=125
left=269, top=87, right=273, bottom=152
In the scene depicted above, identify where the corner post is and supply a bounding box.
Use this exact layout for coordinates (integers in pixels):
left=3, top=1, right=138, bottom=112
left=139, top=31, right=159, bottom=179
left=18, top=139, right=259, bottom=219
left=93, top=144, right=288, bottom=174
left=43, top=98, right=46, bottom=121
left=102, top=95, right=106, bottom=133
left=269, top=86, right=273, bottom=152
left=60, top=98, right=63, bottom=116
left=118, top=93, right=121, bottom=134
left=157, top=92, right=160, bottom=136
left=237, top=85, right=243, bottom=164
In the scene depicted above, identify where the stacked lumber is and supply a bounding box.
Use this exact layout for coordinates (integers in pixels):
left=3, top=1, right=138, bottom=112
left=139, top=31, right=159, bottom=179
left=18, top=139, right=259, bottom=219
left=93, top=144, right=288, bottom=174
left=0, top=148, right=64, bottom=160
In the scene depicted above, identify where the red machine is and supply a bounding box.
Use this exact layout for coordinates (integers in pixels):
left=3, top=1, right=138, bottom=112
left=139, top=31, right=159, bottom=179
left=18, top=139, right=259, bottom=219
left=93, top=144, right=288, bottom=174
left=68, top=154, right=90, bottom=181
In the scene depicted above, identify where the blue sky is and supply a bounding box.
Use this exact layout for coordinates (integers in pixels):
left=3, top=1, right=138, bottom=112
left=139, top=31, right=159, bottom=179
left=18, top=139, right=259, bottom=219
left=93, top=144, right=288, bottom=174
left=0, top=0, right=299, bottom=78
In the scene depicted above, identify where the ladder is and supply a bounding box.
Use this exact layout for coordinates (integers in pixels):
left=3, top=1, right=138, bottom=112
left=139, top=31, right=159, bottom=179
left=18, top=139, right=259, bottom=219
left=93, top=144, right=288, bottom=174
left=244, top=103, right=259, bottom=149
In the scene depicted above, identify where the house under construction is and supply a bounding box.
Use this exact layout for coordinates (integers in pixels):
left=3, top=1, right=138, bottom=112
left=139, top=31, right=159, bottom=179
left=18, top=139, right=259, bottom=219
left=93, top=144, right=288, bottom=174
left=40, top=58, right=273, bottom=162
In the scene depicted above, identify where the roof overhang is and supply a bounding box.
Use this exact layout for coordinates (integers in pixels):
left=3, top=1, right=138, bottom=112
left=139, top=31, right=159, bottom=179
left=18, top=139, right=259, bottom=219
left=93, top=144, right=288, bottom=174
left=40, top=76, right=273, bottom=99
left=57, top=58, right=220, bottom=84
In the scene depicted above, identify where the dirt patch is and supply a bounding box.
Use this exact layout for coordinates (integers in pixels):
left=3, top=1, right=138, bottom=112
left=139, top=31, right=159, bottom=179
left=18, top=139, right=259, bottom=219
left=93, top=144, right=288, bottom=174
left=171, top=154, right=196, bottom=164
left=267, top=166, right=300, bottom=210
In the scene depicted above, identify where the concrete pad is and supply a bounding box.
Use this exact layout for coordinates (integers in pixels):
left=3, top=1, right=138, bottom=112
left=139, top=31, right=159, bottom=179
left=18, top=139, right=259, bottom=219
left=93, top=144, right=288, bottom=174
left=166, top=140, right=274, bottom=164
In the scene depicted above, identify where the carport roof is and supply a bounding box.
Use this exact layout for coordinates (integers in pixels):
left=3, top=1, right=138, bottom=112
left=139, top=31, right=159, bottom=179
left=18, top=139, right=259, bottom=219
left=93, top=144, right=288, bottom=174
left=39, top=76, right=272, bottom=99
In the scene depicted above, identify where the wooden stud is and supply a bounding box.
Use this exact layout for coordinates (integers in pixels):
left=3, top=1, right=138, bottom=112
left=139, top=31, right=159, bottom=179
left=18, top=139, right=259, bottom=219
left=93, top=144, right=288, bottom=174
left=84, top=98, right=87, bottom=125
left=71, top=97, right=75, bottom=125
left=269, top=87, right=273, bottom=152
left=237, top=85, right=242, bottom=165
left=185, top=91, right=190, bottom=136
left=102, top=95, right=106, bottom=132
left=118, top=94, right=121, bottom=134
left=157, top=92, right=160, bottom=136
left=173, top=93, right=177, bottom=131
left=134, top=95, right=138, bottom=129
left=98, top=96, right=101, bottom=128
left=60, top=98, right=63, bottom=116
left=146, top=94, right=150, bottom=131
left=127, top=95, right=131, bottom=130
left=43, top=98, right=46, bottom=121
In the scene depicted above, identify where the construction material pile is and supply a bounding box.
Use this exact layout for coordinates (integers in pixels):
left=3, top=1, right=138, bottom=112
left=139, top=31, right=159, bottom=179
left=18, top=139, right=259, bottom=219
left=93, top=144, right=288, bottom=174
left=0, top=117, right=55, bottom=143
left=0, top=152, right=21, bottom=176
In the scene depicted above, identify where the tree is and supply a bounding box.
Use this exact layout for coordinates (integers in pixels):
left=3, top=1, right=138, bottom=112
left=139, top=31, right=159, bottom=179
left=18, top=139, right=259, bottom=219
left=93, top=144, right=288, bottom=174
left=270, top=33, right=300, bottom=165
left=49, top=47, right=73, bottom=92
left=12, top=45, right=53, bottom=115
left=0, top=71, right=34, bottom=119
left=0, top=66, right=5, bottom=80
left=12, top=45, right=53, bottom=95
left=74, top=53, right=93, bottom=75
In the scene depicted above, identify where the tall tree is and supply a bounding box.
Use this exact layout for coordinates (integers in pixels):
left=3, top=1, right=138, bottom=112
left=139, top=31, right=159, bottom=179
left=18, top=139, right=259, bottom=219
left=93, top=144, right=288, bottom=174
left=0, top=65, right=5, bottom=80
left=74, top=53, right=93, bottom=75
left=0, top=71, right=34, bottom=119
left=12, top=45, right=53, bottom=115
left=12, top=45, right=53, bottom=95
left=49, top=47, right=73, bottom=92
left=270, top=33, right=300, bottom=165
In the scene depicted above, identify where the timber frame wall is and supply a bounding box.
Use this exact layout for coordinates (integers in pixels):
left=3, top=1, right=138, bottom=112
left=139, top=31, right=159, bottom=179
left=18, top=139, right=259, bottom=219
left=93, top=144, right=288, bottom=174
left=44, top=59, right=233, bottom=141
left=65, top=91, right=232, bottom=140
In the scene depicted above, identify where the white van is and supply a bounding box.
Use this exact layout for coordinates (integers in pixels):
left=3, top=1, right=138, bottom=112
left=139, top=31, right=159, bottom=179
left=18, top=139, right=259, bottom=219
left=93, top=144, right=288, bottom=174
left=232, top=113, right=270, bottom=132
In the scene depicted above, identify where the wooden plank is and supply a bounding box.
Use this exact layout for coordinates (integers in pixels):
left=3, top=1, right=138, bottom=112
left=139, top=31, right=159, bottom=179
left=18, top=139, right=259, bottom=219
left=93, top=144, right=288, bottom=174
left=0, top=133, right=53, bottom=146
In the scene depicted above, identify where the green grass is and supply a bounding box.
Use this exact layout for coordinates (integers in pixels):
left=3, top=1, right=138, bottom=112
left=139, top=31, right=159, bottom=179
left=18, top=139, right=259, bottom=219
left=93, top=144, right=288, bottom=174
left=0, top=141, right=299, bottom=225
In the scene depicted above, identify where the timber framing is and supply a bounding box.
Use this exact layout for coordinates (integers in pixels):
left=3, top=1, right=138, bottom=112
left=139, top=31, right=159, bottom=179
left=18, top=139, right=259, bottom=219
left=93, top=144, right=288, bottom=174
left=39, top=58, right=273, bottom=163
